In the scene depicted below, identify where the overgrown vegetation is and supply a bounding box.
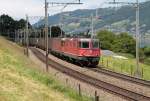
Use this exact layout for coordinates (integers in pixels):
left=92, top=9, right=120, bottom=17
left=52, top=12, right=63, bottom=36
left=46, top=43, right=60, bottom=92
left=99, top=55, right=150, bottom=80
left=0, top=37, right=91, bottom=101
left=97, top=30, right=150, bottom=64
left=0, top=14, right=31, bottom=38
left=140, top=47, right=150, bottom=65
left=97, top=30, right=136, bottom=54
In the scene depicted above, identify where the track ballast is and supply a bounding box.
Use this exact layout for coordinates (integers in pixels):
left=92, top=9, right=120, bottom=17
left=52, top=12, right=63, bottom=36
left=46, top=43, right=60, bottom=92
left=30, top=47, right=150, bottom=101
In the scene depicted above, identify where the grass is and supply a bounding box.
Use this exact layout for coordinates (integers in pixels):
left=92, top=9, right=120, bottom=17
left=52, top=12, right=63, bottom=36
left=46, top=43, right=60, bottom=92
left=99, top=54, right=150, bottom=80
left=0, top=36, right=91, bottom=101
left=144, top=57, right=150, bottom=65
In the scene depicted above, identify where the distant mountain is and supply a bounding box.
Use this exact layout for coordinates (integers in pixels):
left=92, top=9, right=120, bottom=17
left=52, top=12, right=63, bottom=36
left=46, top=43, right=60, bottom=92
left=35, top=1, right=150, bottom=46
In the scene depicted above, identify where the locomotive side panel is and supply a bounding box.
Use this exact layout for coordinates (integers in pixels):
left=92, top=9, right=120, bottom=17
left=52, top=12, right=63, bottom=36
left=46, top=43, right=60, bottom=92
left=38, top=38, right=45, bottom=50
left=62, top=38, right=79, bottom=57
left=51, top=38, right=62, bottom=53
left=31, top=36, right=101, bottom=67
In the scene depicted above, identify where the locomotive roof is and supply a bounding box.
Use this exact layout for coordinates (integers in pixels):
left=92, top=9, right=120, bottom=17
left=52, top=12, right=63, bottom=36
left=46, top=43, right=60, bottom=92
left=79, top=38, right=99, bottom=42
left=61, top=38, right=99, bottom=42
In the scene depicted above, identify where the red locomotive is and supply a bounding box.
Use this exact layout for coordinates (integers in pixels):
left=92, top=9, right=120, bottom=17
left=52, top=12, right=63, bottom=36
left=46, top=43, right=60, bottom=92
left=29, top=27, right=101, bottom=67
left=50, top=38, right=100, bottom=66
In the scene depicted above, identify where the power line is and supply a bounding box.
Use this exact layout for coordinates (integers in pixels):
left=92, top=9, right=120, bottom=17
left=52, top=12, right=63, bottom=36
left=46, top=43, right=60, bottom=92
left=26, top=14, right=29, bottom=57
left=44, top=0, right=83, bottom=72
left=107, top=0, right=141, bottom=78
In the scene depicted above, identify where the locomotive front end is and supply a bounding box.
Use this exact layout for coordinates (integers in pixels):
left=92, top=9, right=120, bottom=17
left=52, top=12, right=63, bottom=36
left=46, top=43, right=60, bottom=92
left=78, top=38, right=101, bottom=66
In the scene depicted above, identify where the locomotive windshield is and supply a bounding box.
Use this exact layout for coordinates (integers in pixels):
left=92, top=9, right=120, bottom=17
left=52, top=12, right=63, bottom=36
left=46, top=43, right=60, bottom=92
left=79, top=41, right=89, bottom=48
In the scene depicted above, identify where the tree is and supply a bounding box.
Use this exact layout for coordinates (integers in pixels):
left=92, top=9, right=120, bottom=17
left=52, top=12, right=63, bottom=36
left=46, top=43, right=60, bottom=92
left=112, top=32, right=136, bottom=54
left=0, top=14, right=15, bottom=35
left=144, top=47, right=150, bottom=56
left=139, top=48, right=145, bottom=62
left=17, top=19, right=26, bottom=29
left=96, top=30, right=136, bottom=56
left=51, top=26, right=65, bottom=37
left=97, top=30, right=116, bottom=50
left=0, top=14, right=31, bottom=39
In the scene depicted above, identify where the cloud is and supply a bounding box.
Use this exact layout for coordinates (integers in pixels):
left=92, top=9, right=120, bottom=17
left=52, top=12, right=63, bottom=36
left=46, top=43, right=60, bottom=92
left=0, top=0, right=106, bottom=19
left=0, top=0, right=146, bottom=20
left=0, top=0, right=44, bottom=19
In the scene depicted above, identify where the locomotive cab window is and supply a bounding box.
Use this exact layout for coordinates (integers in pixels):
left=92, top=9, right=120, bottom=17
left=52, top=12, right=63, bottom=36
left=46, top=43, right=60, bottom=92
left=79, top=41, right=89, bottom=48
left=92, top=41, right=99, bottom=48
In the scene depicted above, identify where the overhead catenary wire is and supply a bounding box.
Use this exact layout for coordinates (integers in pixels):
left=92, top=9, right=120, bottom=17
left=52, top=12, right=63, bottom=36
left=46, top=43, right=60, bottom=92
left=107, top=0, right=141, bottom=78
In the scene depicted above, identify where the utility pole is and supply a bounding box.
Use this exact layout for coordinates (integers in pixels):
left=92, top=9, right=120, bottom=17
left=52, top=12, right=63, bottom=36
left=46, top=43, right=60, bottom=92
left=15, top=30, right=17, bottom=42
left=96, top=8, right=98, bottom=19
left=91, top=14, right=94, bottom=39
left=20, top=30, right=23, bottom=45
left=48, top=1, right=83, bottom=37
left=24, top=29, right=26, bottom=46
left=108, top=0, right=141, bottom=78
left=50, top=26, right=51, bottom=39
left=17, top=29, right=20, bottom=44
left=135, top=0, right=141, bottom=77
left=17, top=30, right=19, bottom=43
left=49, top=25, right=52, bottom=51
left=60, top=4, right=67, bottom=37
left=44, top=0, right=83, bottom=72
left=26, top=14, right=29, bottom=57
left=45, top=0, right=49, bottom=72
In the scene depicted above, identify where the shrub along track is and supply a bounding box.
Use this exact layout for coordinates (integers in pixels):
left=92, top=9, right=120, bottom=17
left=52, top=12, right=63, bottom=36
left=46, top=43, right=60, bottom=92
left=30, top=47, right=150, bottom=101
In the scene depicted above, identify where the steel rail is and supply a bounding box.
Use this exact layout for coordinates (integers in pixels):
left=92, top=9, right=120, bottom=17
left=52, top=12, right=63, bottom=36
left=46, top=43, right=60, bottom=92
left=30, top=47, right=150, bottom=101
left=90, top=67, right=150, bottom=87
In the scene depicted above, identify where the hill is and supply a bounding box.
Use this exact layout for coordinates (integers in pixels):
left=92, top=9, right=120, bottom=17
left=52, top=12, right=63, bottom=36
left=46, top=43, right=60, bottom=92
left=34, top=1, right=150, bottom=47
left=35, top=1, right=150, bottom=34
left=0, top=37, right=90, bottom=101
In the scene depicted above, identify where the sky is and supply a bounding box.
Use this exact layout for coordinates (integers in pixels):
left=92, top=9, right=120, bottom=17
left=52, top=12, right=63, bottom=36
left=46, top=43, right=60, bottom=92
left=0, top=0, right=147, bottom=21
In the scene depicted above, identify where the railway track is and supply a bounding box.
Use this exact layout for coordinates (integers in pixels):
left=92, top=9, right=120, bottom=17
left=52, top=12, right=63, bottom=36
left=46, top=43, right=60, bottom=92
left=30, top=47, right=150, bottom=101
left=90, top=67, right=150, bottom=87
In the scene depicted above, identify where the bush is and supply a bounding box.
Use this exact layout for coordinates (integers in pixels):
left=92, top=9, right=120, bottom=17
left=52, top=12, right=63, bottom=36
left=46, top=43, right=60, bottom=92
left=144, top=57, right=150, bottom=65
left=97, top=30, right=136, bottom=55
left=97, top=30, right=116, bottom=50
left=139, top=48, right=146, bottom=62
left=144, top=47, right=150, bottom=56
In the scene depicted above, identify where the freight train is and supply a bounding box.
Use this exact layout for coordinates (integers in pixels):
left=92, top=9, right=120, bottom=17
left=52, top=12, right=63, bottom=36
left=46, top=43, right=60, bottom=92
left=29, top=27, right=101, bottom=67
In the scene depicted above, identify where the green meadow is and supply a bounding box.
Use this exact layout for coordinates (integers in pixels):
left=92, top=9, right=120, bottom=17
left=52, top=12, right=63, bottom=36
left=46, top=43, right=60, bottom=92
left=0, top=37, right=91, bottom=101
left=99, top=54, right=150, bottom=80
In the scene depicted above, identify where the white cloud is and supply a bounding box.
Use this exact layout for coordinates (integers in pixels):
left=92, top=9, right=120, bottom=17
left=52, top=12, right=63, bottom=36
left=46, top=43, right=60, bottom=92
left=0, top=0, right=44, bottom=19
left=0, top=0, right=147, bottom=20
left=0, top=0, right=106, bottom=19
